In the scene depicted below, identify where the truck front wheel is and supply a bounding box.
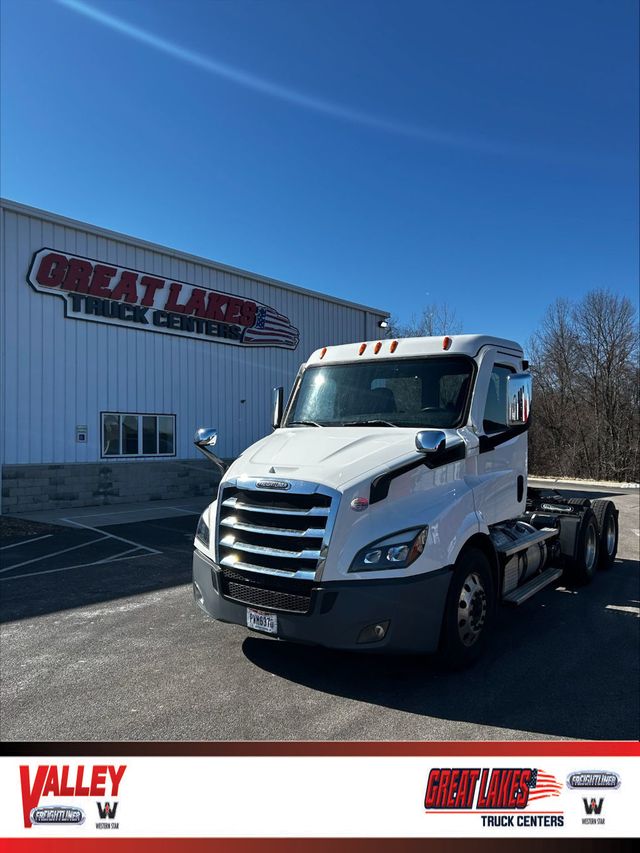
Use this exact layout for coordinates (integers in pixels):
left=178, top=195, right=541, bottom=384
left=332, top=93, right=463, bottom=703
left=439, top=547, right=495, bottom=669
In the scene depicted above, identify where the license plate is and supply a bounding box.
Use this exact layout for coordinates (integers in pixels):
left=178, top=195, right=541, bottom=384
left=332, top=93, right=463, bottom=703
left=246, top=607, right=278, bottom=635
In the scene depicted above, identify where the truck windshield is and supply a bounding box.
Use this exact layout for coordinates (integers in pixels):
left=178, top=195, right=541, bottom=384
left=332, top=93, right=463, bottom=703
left=284, top=356, right=474, bottom=429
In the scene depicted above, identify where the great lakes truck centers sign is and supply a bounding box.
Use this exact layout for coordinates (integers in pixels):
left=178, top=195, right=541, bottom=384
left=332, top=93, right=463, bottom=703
left=27, top=249, right=300, bottom=350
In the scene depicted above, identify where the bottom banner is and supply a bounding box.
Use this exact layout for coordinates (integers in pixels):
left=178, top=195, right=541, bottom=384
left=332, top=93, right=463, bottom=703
left=1, top=746, right=638, bottom=838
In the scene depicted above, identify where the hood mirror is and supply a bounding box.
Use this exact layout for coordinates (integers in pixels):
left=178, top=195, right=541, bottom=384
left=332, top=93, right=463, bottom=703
left=415, top=429, right=447, bottom=454
left=194, top=427, right=228, bottom=476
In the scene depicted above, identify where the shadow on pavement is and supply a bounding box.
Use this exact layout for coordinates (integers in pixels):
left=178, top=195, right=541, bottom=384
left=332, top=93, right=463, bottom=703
left=242, top=557, right=640, bottom=740
left=0, top=515, right=197, bottom=623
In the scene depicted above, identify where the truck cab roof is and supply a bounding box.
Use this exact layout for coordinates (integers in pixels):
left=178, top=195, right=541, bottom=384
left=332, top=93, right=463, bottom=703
left=308, top=334, right=524, bottom=364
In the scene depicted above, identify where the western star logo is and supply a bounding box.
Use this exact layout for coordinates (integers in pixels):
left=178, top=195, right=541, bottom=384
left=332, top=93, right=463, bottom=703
left=96, top=800, right=120, bottom=829
left=20, top=764, right=126, bottom=828
left=27, top=248, right=299, bottom=350
left=97, top=802, right=118, bottom=820
left=583, top=797, right=604, bottom=815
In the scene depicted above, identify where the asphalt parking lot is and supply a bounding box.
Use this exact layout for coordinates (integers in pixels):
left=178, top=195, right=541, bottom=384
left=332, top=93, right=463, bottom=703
left=1, top=483, right=638, bottom=741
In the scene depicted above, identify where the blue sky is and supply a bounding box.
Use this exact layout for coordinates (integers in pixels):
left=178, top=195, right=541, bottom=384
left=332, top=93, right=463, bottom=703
left=2, top=0, right=638, bottom=344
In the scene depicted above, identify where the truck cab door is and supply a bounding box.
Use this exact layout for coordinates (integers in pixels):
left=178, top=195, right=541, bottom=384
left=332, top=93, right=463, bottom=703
left=473, top=356, right=527, bottom=526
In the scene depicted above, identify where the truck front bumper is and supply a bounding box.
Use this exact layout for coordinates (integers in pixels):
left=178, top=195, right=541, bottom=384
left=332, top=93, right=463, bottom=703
left=192, top=549, right=453, bottom=654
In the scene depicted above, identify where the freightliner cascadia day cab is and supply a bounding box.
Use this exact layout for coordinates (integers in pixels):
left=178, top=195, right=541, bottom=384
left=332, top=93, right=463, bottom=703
left=192, top=335, right=619, bottom=667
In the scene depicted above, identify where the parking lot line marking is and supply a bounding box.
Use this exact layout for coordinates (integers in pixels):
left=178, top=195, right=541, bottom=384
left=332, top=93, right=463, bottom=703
left=0, top=549, right=156, bottom=582
left=0, top=537, right=108, bottom=572
left=65, top=508, right=161, bottom=519
left=605, top=604, right=640, bottom=617
left=102, top=552, right=157, bottom=565
left=65, top=506, right=195, bottom=519
left=0, top=534, right=53, bottom=551
left=62, top=517, right=161, bottom=555
left=94, top=546, right=140, bottom=563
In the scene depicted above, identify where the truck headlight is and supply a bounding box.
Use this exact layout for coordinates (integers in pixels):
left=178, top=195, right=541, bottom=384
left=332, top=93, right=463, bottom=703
left=195, top=511, right=210, bottom=547
left=349, top=526, right=428, bottom=572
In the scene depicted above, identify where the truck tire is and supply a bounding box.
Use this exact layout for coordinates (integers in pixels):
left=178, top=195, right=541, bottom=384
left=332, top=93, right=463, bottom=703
left=439, top=547, right=495, bottom=669
left=567, top=509, right=599, bottom=585
left=591, top=499, right=618, bottom=569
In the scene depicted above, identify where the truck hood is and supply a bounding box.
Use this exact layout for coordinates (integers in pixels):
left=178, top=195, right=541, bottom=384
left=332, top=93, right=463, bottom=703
left=226, top=426, right=420, bottom=490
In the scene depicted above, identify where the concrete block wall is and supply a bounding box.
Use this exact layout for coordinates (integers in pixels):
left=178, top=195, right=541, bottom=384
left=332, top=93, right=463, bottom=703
left=1, top=459, right=222, bottom=513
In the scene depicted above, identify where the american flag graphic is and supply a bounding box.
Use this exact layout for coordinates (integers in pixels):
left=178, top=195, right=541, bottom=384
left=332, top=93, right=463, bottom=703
left=242, top=306, right=299, bottom=349
left=528, top=769, right=563, bottom=802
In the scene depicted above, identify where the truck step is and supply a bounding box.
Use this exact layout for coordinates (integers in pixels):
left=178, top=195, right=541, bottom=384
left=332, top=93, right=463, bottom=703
left=502, top=567, right=563, bottom=606
left=498, top=527, right=558, bottom=557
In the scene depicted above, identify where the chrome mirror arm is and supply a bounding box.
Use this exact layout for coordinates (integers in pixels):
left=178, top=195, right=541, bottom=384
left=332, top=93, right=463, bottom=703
left=194, top=427, right=228, bottom=476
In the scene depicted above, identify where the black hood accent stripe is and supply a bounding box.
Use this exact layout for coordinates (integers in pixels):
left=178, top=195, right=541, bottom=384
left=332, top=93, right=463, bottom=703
left=479, top=421, right=530, bottom=453
left=370, top=443, right=466, bottom=504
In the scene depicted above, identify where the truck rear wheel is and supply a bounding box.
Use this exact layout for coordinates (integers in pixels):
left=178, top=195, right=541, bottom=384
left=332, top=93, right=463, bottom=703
left=591, top=499, right=618, bottom=569
left=439, top=547, right=495, bottom=669
left=567, top=509, right=599, bottom=585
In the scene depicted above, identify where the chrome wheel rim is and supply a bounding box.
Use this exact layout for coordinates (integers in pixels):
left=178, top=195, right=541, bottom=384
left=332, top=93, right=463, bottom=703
left=585, top=524, right=597, bottom=572
left=457, top=572, right=487, bottom=647
left=606, top=515, right=616, bottom=556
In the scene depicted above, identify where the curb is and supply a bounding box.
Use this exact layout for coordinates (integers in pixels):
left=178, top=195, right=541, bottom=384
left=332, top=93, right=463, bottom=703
left=529, top=476, right=639, bottom=491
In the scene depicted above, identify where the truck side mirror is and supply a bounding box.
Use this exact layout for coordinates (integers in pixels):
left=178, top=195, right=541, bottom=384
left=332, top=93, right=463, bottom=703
left=272, top=386, right=284, bottom=430
left=194, top=427, right=228, bottom=476
left=506, top=373, right=532, bottom=426
left=415, top=429, right=447, bottom=454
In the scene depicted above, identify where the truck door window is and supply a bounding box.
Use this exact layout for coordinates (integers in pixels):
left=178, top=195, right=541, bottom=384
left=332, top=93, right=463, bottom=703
left=483, top=365, right=514, bottom=434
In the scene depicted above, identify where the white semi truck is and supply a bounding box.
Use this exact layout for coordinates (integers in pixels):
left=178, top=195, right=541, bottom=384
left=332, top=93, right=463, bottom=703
left=192, top=334, right=619, bottom=666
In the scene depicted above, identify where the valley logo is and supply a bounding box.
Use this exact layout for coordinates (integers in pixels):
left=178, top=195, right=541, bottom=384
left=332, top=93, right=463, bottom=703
left=19, top=764, right=126, bottom=829
left=424, top=767, right=564, bottom=828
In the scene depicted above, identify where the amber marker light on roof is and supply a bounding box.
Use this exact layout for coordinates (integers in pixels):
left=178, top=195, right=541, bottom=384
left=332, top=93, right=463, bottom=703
left=374, top=341, right=382, bottom=354
left=359, top=343, right=367, bottom=355
left=390, top=340, right=399, bottom=353
left=320, top=347, right=327, bottom=359
left=442, top=336, right=452, bottom=350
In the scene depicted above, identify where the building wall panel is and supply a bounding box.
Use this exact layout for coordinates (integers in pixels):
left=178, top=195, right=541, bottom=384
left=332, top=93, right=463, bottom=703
left=1, top=201, right=386, bottom=470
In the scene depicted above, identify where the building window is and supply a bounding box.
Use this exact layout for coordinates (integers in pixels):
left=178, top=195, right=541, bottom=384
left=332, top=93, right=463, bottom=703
left=101, top=413, right=176, bottom=457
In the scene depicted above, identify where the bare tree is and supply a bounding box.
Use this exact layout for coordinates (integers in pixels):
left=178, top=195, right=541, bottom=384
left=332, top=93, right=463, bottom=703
left=388, top=302, right=462, bottom=338
left=528, top=290, right=639, bottom=482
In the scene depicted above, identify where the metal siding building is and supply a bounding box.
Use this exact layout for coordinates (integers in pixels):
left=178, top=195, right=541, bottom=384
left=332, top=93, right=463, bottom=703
left=0, top=199, right=388, bottom=512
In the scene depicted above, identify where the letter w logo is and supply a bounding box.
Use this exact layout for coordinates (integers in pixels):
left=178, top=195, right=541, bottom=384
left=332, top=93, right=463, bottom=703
left=97, top=801, right=118, bottom=820
left=583, top=798, right=604, bottom=815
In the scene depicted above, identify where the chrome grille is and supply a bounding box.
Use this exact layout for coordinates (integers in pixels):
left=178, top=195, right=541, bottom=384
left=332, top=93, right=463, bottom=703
left=216, top=484, right=333, bottom=579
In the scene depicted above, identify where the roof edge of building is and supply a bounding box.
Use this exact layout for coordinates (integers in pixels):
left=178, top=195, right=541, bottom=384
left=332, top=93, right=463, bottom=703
left=1, top=197, right=389, bottom=317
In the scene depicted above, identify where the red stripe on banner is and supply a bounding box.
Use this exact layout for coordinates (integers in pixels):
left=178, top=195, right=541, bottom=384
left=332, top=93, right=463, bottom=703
left=424, top=811, right=565, bottom=814
left=3, top=740, right=639, bottom=756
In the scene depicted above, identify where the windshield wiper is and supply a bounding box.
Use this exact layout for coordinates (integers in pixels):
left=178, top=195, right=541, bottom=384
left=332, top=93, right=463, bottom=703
left=287, top=420, right=324, bottom=428
left=342, top=419, right=399, bottom=428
